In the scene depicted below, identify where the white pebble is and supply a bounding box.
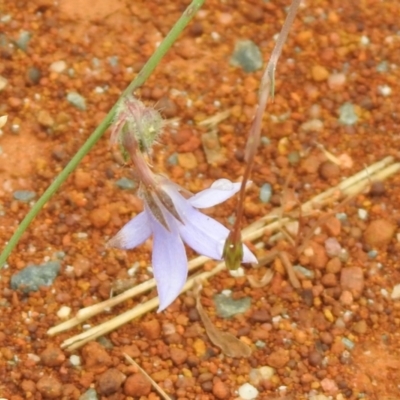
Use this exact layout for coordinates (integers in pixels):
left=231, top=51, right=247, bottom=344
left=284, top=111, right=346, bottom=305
left=391, top=284, right=400, bottom=300
left=238, top=383, right=259, bottom=400
left=49, top=60, right=67, bottom=73
left=357, top=208, right=368, bottom=220
left=57, top=306, right=71, bottom=319
left=259, top=366, right=275, bottom=380
left=69, top=355, right=81, bottom=366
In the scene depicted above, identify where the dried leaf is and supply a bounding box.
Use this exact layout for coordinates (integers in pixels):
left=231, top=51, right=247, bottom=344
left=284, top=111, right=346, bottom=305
left=194, top=281, right=252, bottom=358
left=247, top=269, right=274, bottom=288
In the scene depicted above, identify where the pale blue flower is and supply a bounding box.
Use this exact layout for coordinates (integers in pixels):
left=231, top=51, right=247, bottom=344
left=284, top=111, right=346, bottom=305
left=108, top=178, right=257, bottom=311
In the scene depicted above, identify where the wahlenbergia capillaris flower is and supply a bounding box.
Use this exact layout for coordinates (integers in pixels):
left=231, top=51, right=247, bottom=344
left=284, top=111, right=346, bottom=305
left=108, top=177, right=257, bottom=311
left=108, top=96, right=257, bottom=311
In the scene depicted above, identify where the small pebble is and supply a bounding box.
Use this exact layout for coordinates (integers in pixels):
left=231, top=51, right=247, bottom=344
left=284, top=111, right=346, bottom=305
left=259, top=183, right=272, bottom=203
left=311, top=65, right=329, bottom=81
left=115, top=177, right=135, bottom=190
left=212, top=380, right=230, bottom=399
left=391, top=284, right=400, bottom=300
left=37, top=110, right=54, bottom=127
left=57, top=305, right=71, bottom=319
left=177, top=152, right=198, bottom=169
left=230, top=40, right=263, bottom=72
left=79, top=388, right=98, bottom=400
left=40, top=346, right=66, bottom=367
left=124, top=373, right=151, bottom=396
left=0, top=75, right=8, bottom=91
left=81, top=342, right=112, bottom=373
left=319, top=161, right=340, bottom=180
left=49, top=60, right=67, bottom=73
left=69, top=355, right=81, bottom=366
left=170, top=347, right=188, bottom=365
left=339, top=102, right=358, bottom=125
left=141, top=319, right=161, bottom=340
left=13, top=190, right=36, bottom=202
left=36, top=376, right=63, bottom=399
left=238, top=382, right=259, bottom=400
left=97, top=368, right=126, bottom=395
left=89, top=208, right=111, bottom=228
left=67, top=92, right=86, bottom=110
left=340, top=267, right=364, bottom=298
left=267, top=349, right=289, bottom=368
left=364, top=218, right=396, bottom=248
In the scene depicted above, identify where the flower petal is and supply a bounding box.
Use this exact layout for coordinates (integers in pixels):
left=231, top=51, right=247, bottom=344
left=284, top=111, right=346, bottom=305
left=148, top=207, right=188, bottom=312
left=242, top=244, right=258, bottom=264
left=107, top=211, right=151, bottom=249
left=188, top=179, right=242, bottom=208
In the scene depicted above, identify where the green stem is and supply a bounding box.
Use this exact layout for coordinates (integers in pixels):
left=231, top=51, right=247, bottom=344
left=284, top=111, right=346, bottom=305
left=0, top=0, right=205, bottom=268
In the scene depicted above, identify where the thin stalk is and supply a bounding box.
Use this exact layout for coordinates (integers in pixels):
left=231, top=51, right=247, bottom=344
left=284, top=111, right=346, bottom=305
left=0, top=0, right=205, bottom=267
left=225, top=0, right=300, bottom=268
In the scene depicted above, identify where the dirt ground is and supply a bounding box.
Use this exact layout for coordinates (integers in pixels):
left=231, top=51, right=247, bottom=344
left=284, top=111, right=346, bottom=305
left=0, top=0, right=400, bottom=399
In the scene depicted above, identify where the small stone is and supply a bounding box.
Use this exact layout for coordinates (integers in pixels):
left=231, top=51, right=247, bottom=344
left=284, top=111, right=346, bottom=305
left=13, top=190, right=36, bottom=202
left=311, top=65, right=329, bottom=81
left=301, top=119, right=324, bottom=132
left=325, top=237, right=342, bottom=257
left=212, top=380, right=230, bottom=399
left=340, top=267, right=364, bottom=298
left=339, top=102, right=358, bottom=125
left=364, top=219, right=396, bottom=248
left=74, top=170, right=92, bottom=190
left=308, top=350, right=323, bottom=366
left=201, top=130, right=226, bottom=165
left=267, top=349, right=289, bottom=369
left=157, top=96, right=178, bottom=118
left=69, top=355, right=81, bottom=366
left=259, top=183, right=272, bottom=203
left=89, top=208, right=111, bottom=228
left=115, top=177, right=135, bottom=190
left=213, top=294, right=252, bottom=318
left=320, top=378, right=339, bottom=395
left=243, top=5, right=264, bottom=22
left=50, top=60, right=67, bottom=73
left=339, top=290, right=353, bottom=306
left=321, top=273, right=338, bottom=287
left=352, top=320, right=367, bottom=334
left=324, top=216, right=341, bottom=236
left=16, top=31, right=31, bottom=51
left=67, top=92, right=86, bottom=110
left=40, top=347, right=66, bottom=367
left=11, top=261, right=61, bottom=293
left=230, top=40, right=263, bottom=73
left=0, top=75, right=8, bottom=91
left=238, top=382, right=259, bottom=400
left=36, top=376, right=63, bottom=399
left=81, top=342, right=112, bottom=374
left=97, top=368, right=126, bottom=395
left=369, top=181, right=385, bottom=196
left=170, top=347, right=188, bottom=365
left=319, top=161, right=340, bottom=180
left=27, top=67, right=41, bottom=85
left=37, top=110, right=54, bottom=128
left=326, top=257, right=342, bottom=274
left=79, top=388, right=98, bottom=400
left=250, top=309, right=271, bottom=322
left=141, top=319, right=161, bottom=340
left=308, top=241, right=328, bottom=270
left=328, top=73, right=346, bottom=90
left=391, top=284, right=400, bottom=300
left=124, top=373, right=151, bottom=396
left=57, top=305, right=71, bottom=319
left=193, top=338, right=207, bottom=357
left=177, top=152, right=198, bottom=169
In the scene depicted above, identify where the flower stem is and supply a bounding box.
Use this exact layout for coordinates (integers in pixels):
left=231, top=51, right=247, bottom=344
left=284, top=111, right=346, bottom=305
left=0, top=0, right=205, bottom=268
left=224, top=0, right=300, bottom=269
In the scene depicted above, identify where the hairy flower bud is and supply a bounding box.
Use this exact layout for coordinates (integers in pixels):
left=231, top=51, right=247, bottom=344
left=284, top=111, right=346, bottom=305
left=111, top=96, right=163, bottom=155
